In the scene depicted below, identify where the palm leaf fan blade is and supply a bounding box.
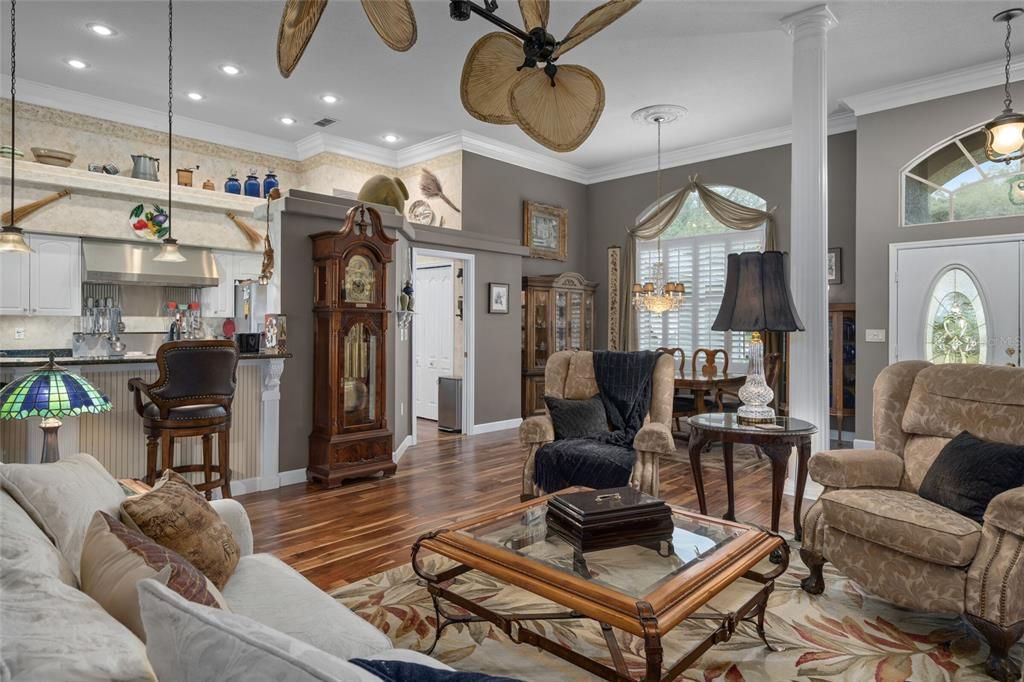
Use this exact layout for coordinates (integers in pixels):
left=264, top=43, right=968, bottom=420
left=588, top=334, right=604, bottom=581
left=552, top=0, right=640, bottom=59
left=519, top=0, right=549, bottom=30
left=276, top=0, right=329, bottom=78
left=361, top=0, right=417, bottom=52
left=461, top=32, right=523, bottom=124
left=509, top=66, right=604, bottom=152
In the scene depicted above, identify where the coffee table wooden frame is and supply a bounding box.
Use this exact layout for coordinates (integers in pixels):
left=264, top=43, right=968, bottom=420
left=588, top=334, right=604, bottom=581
left=411, top=490, right=788, bottom=681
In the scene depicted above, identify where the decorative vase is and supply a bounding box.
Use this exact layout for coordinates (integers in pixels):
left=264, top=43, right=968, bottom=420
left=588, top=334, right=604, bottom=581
left=263, top=169, right=279, bottom=198
left=225, top=170, right=242, bottom=195
left=244, top=169, right=261, bottom=198
left=402, top=280, right=414, bottom=312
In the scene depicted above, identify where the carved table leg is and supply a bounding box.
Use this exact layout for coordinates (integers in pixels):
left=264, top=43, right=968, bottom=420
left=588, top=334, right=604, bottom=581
left=760, top=443, right=792, bottom=564
left=793, top=437, right=811, bottom=542
left=722, top=440, right=736, bottom=521
left=637, top=601, right=663, bottom=682
left=688, top=429, right=709, bottom=515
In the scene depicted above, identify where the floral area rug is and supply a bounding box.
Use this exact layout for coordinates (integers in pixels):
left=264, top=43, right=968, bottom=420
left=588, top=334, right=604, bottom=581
left=333, top=543, right=1022, bottom=682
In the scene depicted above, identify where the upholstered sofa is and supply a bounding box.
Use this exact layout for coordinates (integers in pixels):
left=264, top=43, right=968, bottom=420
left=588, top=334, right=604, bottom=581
left=0, top=453, right=448, bottom=680
left=519, top=350, right=676, bottom=499
left=800, top=361, right=1024, bottom=681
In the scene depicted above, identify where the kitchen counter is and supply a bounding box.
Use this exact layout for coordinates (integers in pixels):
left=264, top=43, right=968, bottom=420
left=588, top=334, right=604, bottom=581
left=0, top=351, right=293, bottom=368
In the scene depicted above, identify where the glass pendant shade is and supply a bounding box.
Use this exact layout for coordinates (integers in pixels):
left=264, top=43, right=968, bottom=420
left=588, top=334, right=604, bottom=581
left=0, top=226, right=33, bottom=253
left=985, top=109, right=1024, bottom=161
left=154, top=238, right=186, bottom=263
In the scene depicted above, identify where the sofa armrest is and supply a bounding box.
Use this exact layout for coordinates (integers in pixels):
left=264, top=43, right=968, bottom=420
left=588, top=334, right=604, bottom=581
left=985, top=487, right=1024, bottom=535
left=519, top=415, right=554, bottom=445
left=210, top=498, right=253, bottom=556
left=634, top=422, right=675, bottom=456
left=808, top=449, right=903, bottom=489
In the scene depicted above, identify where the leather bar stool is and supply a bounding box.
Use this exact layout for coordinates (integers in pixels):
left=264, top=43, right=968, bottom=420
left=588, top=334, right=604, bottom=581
left=129, top=340, right=239, bottom=499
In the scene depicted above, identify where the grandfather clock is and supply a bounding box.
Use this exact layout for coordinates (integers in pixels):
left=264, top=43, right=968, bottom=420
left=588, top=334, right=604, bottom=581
left=308, top=205, right=396, bottom=487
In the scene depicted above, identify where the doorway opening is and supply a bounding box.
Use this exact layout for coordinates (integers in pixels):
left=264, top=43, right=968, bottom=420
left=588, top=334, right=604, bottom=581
left=410, top=248, right=474, bottom=445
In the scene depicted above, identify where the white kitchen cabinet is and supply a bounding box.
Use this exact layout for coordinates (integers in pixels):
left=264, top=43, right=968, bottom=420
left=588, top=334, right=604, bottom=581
left=0, top=234, right=80, bottom=316
left=201, top=251, right=264, bottom=319
left=234, top=253, right=263, bottom=283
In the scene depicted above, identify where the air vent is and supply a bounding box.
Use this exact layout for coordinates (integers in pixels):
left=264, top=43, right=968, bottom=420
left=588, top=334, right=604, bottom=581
left=314, top=117, right=337, bottom=128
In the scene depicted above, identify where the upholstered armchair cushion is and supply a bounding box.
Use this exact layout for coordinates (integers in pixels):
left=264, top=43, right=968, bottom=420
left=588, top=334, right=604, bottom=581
left=808, top=449, right=905, bottom=489
left=821, top=488, right=982, bottom=567
left=985, top=486, right=1024, bottom=535
left=519, top=416, right=554, bottom=445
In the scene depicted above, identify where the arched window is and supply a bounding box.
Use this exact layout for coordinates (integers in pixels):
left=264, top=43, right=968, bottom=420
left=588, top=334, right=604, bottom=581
left=924, top=267, right=988, bottom=364
left=903, top=127, right=1024, bottom=225
left=635, top=186, right=766, bottom=362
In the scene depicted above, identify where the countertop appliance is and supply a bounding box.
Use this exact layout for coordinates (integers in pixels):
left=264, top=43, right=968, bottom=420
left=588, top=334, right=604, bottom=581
left=234, top=280, right=268, bottom=334
left=438, top=376, right=463, bottom=433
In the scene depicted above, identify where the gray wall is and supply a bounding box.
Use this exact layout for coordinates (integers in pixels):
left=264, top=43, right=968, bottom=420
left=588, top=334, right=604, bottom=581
left=854, top=83, right=1024, bottom=439
left=586, top=132, right=858, bottom=349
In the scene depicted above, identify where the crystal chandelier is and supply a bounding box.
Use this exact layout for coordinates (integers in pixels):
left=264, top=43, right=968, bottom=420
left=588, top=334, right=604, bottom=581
left=631, top=106, right=685, bottom=314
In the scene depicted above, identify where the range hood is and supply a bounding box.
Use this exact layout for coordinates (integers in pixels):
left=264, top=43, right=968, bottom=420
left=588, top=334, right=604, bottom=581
left=82, top=240, right=220, bottom=287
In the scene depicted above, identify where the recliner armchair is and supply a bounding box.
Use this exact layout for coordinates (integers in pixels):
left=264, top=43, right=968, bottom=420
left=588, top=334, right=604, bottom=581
left=800, top=361, right=1024, bottom=681
left=518, top=350, right=676, bottom=500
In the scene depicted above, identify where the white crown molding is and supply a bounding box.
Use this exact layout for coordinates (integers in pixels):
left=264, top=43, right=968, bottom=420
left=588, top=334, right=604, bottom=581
left=843, top=56, right=1024, bottom=116
left=459, top=130, right=592, bottom=184
left=396, top=132, right=465, bottom=167
left=7, top=77, right=300, bottom=160
left=298, top=131, right=400, bottom=168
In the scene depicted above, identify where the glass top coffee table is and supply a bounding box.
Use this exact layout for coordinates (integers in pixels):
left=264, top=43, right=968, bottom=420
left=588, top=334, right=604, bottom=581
left=412, top=488, right=787, bottom=681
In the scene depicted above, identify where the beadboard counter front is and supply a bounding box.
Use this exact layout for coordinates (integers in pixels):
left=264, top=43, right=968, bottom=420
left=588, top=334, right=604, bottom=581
left=0, top=356, right=288, bottom=494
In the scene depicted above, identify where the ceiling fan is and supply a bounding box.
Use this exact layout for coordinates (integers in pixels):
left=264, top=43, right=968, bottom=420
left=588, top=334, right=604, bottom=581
left=455, top=0, right=640, bottom=152
left=277, top=0, right=417, bottom=78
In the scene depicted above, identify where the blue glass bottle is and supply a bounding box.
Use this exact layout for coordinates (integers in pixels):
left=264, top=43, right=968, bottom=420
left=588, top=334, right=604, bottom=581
left=224, top=169, right=241, bottom=195
left=244, top=169, right=261, bottom=198
left=263, top=169, right=279, bottom=197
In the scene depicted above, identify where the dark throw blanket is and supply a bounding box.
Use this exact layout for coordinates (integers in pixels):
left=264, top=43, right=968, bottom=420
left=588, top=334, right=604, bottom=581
left=534, top=350, right=661, bottom=493
left=350, top=659, right=520, bottom=682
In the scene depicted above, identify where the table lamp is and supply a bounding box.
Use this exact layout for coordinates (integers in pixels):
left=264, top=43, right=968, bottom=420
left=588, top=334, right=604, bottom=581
left=712, top=251, right=804, bottom=424
left=0, top=353, right=112, bottom=463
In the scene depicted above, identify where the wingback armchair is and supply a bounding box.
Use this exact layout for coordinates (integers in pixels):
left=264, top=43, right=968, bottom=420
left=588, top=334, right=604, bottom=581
left=518, top=350, right=676, bottom=500
left=800, top=361, right=1024, bottom=681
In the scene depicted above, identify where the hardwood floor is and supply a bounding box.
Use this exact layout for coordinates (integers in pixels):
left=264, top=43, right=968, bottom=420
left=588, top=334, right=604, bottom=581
left=239, top=419, right=811, bottom=592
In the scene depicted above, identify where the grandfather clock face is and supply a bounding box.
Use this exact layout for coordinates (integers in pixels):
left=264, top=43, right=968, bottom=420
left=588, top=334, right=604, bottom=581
left=344, top=254, right=376, bottom=304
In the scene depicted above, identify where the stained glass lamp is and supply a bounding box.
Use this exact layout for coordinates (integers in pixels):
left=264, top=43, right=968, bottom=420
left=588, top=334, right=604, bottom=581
left=0, top=354, right=111, bottom=463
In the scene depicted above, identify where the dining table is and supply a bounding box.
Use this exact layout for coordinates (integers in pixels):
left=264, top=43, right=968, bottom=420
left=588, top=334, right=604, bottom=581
left=673, top=368, right=746, bottom=414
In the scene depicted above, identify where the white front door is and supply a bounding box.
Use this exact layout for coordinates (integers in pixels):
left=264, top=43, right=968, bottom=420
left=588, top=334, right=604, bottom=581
left=893, top=238, right=1022, bottom=367
left=414, top=264, right=454, bottom=420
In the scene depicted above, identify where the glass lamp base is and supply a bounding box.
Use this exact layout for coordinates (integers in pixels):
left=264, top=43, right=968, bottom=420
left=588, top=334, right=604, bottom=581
left=737, top=404, right=777, bottom=425
left=736, top=332, right=776, bottom=425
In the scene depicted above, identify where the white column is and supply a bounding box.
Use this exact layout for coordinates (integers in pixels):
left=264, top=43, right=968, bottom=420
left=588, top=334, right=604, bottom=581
left=781, top=5, right=836, bottom=457
left=257, top=358, right=285, bottom=491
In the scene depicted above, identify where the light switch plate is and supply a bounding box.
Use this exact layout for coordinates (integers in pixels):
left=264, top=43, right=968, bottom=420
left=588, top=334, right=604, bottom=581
left=865, top=329, right=886, bottom=343
left=14, top=327, right=25, bottom=340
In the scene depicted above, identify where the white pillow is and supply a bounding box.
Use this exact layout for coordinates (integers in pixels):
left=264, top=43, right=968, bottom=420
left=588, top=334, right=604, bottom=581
left=0, top=453, right=124, bottom=580
left=137, top=577, right=380, bottom=682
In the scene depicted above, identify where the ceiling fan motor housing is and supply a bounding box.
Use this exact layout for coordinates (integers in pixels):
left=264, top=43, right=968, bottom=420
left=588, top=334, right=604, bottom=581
left=450, top=0, right=472, bottom=22
left=524, top=27, right=558, bottom=63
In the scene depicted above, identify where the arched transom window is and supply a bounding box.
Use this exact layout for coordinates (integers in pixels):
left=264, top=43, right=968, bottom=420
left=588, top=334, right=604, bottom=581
left=635, top=186, right=766, bottom=362
left=903, top=128, right=1024, bottom=225
left=924, top=266, right=988, bottom=365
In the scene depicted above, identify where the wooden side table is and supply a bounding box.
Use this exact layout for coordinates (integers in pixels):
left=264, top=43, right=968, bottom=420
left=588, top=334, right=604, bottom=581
left=687, top=413, right=817, bottom=553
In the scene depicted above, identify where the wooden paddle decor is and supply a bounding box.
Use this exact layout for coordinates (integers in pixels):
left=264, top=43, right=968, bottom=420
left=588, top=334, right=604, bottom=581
left=225, top=211, right=262, bottom=248
left=2, top=188, right=71, bottom=225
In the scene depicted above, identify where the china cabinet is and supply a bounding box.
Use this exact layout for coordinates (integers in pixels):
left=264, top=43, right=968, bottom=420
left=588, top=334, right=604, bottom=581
left=521, top=272, right=597, bottom=417
left=308, top=206, right=395, bottom=487
left=828, top=303, right=856, bottom=441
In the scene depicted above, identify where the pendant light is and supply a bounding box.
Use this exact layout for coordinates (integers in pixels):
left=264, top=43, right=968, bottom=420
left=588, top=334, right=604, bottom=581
left=0, top=0, right=33, bottom=254
left=154, top=0, right=186, bottom=263
left=985, top=8, right=1024, bottom=163
left=631, top=105, right=685, bottom=315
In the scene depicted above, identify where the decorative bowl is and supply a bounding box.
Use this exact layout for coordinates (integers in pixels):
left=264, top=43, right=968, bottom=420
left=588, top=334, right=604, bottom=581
left=0, top=145, right=24, bottom=159
left=31, top=147, right=76, bottom=167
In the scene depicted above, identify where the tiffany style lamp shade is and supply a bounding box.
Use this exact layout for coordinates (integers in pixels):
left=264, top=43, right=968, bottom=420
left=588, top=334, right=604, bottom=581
left=0, top=354, right=112, bottom=463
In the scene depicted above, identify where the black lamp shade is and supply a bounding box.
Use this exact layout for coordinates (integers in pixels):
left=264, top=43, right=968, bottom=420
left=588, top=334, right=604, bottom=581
left=712, top=251, right=804, bottom=332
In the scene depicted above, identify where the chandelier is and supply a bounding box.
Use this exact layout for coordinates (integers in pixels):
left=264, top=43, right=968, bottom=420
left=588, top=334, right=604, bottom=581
left=631, top=105, right=685, bottom=314
left=985, top=8, right=1024, bottom=163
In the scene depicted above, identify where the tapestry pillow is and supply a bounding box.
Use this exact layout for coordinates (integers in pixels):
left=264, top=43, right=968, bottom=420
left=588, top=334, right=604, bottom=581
left=80, top=511, right=227, bottom=640
left=0, top=452, right=125, bottom=581
left=137, top=577, right=381, bottom=682
left=918, top=431, right=1024, bottom=524
left=544, top=396, right=608, bottom=440
left=121, top=470, right=240, bottom=590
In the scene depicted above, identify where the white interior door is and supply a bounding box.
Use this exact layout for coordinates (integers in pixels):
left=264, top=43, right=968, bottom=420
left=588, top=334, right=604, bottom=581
left=894, top=240, right=1022, bottom=366
left=414, top=265, right=454, bottom=420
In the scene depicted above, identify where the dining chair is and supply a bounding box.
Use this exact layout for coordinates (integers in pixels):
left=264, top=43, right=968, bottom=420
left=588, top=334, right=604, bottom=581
left=692, top=348, right=729, bottom=378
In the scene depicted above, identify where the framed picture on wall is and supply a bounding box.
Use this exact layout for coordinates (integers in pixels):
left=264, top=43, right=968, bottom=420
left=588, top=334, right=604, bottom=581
left=523, top=200, right=568, bottom=261
left=827, top=247, right=843, bottom=285
left=488, top=282, right=510, bottom=314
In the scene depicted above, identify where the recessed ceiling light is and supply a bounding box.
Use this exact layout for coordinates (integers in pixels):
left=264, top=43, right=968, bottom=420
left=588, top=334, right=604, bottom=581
left=280, top=117, right=296, bottom=125
left=219, top=64, right=241, bottom=76
left=187, top=92, right=204, bottom=101
left=320, top=94, right=338, bottom=104
left=87, top=23, right=116, bottom=37
left=66, top=58, right=89, bottom=70
left=382, top=133, right=400, bottom=143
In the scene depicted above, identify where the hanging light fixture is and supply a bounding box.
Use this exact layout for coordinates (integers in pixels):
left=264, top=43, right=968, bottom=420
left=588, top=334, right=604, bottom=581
left=154, top=0, right=186, bottom=263
left=985, top=8, right=1024, bottom=163
left=631, top=105, right=686, bottom=315
left=0, top=0, right=32, bottom=254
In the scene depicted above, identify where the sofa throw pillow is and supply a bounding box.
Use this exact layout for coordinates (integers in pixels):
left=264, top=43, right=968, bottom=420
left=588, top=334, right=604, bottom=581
left=351, top=658, right=521, bottom=681
left=80, top=511, right=227, bottom=640
left=0, top=453, right=125, bottom=581
left=121, top=470, right=240, bottom=590
left=137, top=576, right=381, bottom=682
left=918, top=431, right=1024, bottom=524
left=544, top=396, right=608, bottom=440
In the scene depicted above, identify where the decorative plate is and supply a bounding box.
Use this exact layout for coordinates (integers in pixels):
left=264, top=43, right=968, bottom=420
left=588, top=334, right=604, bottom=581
left=129, top=203, right=170, bottom=240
